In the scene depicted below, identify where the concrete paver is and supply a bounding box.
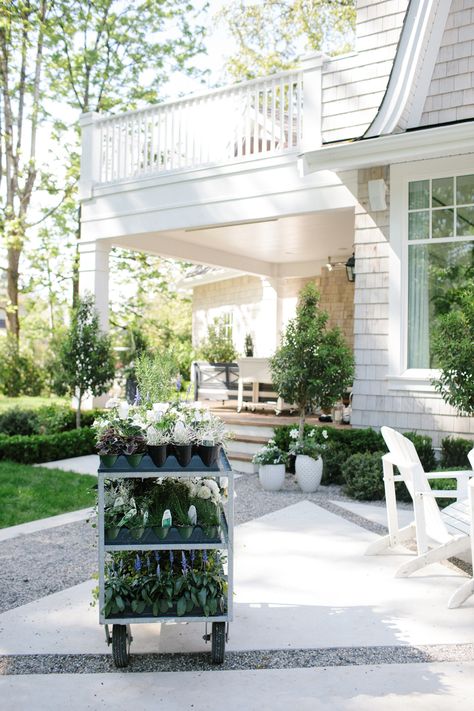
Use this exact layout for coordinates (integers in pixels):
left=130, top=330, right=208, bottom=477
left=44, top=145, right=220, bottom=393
left=1, top=662, right=473, bottom=711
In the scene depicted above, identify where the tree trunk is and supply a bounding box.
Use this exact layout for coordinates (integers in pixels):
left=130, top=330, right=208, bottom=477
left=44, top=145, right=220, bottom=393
left=72, top=205, right=81, bottom=307
left=298, top=407, right=306, bottom=443
left=76, top=393, right=82, bottom=428
left=6, top=246, right=21, bottom=341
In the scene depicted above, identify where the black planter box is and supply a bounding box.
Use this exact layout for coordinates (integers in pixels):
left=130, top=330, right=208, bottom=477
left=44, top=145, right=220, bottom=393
left=99, top=453, right=221, bottom=473
left=105, top=524, right=222, bottom=546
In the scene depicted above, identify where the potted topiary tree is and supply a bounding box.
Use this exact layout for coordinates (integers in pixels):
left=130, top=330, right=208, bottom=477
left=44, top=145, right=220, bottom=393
left=270, top=283, right=354, bottom=492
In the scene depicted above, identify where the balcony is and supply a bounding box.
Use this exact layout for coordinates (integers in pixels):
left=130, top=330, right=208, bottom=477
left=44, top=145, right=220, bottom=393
left=79, top=55, right=324, bottom=198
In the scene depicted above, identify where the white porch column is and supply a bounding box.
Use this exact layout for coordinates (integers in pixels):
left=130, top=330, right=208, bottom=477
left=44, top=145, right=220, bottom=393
left=299, top=53, right=325, bottom=152
left=78, top=240, right=110, bottom=331
left=78, top=112, right=101, bottom=200
left=257, top=278, right=287, bottom=356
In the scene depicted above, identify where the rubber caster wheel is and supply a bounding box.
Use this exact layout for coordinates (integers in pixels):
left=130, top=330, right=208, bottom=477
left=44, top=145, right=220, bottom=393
left=112, top=624, right=131, bottom=668
left=211, top=622, right=226, bottom=664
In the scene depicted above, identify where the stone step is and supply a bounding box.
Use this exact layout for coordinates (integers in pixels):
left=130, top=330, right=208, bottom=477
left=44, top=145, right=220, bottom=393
left=229, top=440, right=265, bottom=456
left=227, top=450, right=257, bottom=474
left=225, top=423, right=275, bottom=440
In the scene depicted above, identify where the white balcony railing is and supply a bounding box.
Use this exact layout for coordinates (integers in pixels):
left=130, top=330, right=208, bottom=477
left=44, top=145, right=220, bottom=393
left=79, top=55, right=324, bottom=195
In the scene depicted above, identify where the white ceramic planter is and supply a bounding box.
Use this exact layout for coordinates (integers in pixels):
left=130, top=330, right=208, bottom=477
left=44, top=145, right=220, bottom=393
left=258, top=463, right=286, bottom=491
left=295, top=455, right=323, bottom=492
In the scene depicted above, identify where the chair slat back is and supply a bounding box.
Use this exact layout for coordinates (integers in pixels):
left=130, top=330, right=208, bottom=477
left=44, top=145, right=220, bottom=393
left=381, top=426, right=450, bottom=543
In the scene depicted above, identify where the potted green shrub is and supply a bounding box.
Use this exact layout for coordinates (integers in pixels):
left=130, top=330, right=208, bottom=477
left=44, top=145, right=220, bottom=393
left=252, top=440, right=287, bottom=491
left=270, top=283, right=354, bottom=489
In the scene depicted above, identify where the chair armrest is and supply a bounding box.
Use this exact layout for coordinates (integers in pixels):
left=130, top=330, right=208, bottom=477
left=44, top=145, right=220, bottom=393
left=426, top=470, right=473, bottom=480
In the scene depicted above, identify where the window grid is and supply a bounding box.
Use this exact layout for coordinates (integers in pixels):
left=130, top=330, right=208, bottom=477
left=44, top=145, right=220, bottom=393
left=408, top=174, right=474, bottom=243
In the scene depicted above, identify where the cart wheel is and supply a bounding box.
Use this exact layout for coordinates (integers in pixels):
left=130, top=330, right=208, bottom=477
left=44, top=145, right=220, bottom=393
left=112, top=624, right=131, bottom=668
left=211, top=622, right=226, bottom=664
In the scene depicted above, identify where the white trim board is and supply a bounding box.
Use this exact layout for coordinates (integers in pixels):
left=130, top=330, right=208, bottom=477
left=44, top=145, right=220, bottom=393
left=388, top=154, right=474, bottom=390
left=301, top=122, right=474, bottom=174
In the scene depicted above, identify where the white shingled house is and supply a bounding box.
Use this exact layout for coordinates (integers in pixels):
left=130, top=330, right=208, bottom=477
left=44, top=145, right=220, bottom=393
left=79, top=0, right=474, bottom=445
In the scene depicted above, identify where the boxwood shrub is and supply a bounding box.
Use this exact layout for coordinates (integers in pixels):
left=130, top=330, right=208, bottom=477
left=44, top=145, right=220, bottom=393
left=0, top=427, right=96, bottom=464
left=341, top=452, right=385, bottom=501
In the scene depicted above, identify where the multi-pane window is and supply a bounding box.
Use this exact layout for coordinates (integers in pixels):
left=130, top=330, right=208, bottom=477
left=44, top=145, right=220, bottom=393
left=407, top=174, right=474, bottom=368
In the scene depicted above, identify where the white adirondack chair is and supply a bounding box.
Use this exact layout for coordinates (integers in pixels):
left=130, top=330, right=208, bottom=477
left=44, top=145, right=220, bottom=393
left=366, top=426, right=474, bottom=608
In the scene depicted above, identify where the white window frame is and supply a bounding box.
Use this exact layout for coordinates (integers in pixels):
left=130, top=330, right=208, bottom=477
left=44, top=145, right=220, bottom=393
left=389, top=154, right=474, bottom=394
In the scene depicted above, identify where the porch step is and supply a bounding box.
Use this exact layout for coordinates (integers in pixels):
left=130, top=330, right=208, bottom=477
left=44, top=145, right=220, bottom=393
left=227, top=450, right=257, bottom=475
left=225, top=423, right=275, bottom=440
left=228, top=434, right=268, bottom=456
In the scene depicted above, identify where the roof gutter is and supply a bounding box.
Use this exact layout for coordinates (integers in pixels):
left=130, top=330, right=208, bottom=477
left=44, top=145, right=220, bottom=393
left=299, top=121, right=474, bottom=175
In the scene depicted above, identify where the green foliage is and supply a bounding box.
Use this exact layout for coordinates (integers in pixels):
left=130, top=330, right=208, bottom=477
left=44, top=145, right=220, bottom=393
left=0, top=462, right=97, bottom=529
left=103, top=550, right=227, bottom=619
left=0, top=427, right=96, bottom=464
left=48, top=0, right=207, bottom=115
left=0, top=338, right=45, bottom=397
left=322, top=445, right=352, bottom=485
left=51, top=295, right=115, bottom=426
left=441, top=437, right=474, bottom=468
left=431, top=285, right=474, bottom=415
left=342, top=452, right=385, bottom=501
left=403, top=432, right=436, bottom=472
left=198, top=316, right=238, bottom=363
left=135, top=351, right=178, bottom=404
left=217, top=0, right=355, bottom=81
left=271, top=283, right=354, bottom=438
left=0, top=408, right=39, bottom=436
left=0, top=403, right=102, bottom=436
left=273, top=424, right=438, bottom=486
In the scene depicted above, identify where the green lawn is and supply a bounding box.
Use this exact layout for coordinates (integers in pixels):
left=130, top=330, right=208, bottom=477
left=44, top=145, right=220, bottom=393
left=0, top=461, right=96, bottom=528
left=0, top=394, right=68, bottom=413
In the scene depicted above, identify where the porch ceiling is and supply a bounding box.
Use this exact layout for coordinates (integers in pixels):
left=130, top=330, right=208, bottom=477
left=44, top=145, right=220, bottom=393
left=112, top=208, right=354, bottom=278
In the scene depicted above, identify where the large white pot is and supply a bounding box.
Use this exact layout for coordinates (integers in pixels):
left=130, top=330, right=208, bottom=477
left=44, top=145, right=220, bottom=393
left=259, top=463, right=286, bottom=491
left=295, top=455, right=323, bottom=492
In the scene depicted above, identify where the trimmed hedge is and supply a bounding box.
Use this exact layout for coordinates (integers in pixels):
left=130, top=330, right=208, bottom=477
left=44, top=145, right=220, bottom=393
left=441, top=437, right=473, bottom=468
left=0, top=405, right=104, bottom=438
left=0, top=428, right=96, bottom=464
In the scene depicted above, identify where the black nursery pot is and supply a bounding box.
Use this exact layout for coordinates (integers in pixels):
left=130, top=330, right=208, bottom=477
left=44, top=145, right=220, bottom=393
left=148, top=444, right=168, bottom=468
left=173, top=444, right=192, bottom=467
left=197, top=444, right=220, bottom=467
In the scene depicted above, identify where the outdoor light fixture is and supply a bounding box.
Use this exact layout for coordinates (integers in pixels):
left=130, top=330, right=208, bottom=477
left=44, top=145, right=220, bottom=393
left=345, top=253, right=355, bottom=282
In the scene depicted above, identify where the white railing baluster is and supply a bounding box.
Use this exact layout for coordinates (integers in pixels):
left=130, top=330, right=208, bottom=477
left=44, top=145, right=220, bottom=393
left=91, top=64, right=314, bottom=184
left=263, top=83, right=268, bottom=154
left=288, top=79, right=294, bottom=149
left=271, top=79, right=276, bottom=152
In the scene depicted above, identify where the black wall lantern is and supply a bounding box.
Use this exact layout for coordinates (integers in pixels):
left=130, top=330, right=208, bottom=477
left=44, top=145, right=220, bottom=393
left=345, top=253, right=355, bottom=282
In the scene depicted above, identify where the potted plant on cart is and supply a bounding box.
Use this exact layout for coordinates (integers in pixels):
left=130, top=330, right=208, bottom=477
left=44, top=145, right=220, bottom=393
left=121, top=422, right=147, bottom=467
left=96, top=425, right=123, bottom=468
left=146, top=421, right=170, bottom=467
left=194, top=412, right=228, bottom=467
left=252, top=440, right=288, bottom=491
left=171, top=419, right=194, bottom=467
left=270, top=283, right=354, bottom=491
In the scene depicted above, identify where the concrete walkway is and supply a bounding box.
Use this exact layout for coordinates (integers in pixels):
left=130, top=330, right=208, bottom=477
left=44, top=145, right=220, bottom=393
left=0, top=476, right=473, bottom=709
